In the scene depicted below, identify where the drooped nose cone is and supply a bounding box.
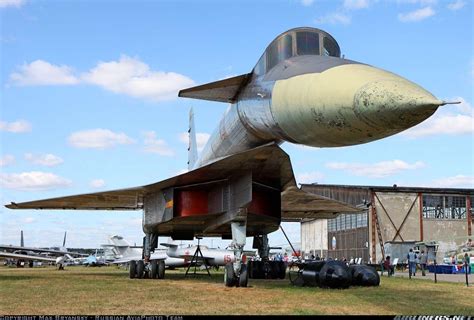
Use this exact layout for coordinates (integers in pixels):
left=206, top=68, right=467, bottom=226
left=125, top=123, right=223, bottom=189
left=271, top=63, right=443, bottom=147
left=354, top=78, right=442, bottom=131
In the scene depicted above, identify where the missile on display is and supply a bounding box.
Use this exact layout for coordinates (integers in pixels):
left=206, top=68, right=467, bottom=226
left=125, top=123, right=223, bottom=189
left=293, top=260, right=379, bottom=288
left=7, top=27, right=449, bottom=287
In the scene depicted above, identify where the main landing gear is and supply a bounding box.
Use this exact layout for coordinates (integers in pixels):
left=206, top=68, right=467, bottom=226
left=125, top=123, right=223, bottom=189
left=129, top=260, right=165, bottom=279
left=224, top=221, right=249, bottom=287
left=224, top=262, right=249, bottom=287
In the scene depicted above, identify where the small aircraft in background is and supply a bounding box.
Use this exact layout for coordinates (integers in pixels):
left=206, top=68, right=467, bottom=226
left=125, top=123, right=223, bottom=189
left=0, top=230, right=87, bottom=269
left=102, top=235, right=187, bottom=278
left=161, top=241, right=256, bottom=269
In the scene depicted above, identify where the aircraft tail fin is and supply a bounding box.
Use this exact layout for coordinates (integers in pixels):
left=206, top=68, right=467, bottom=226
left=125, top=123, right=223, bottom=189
left=21, top=230, right=24, bottom=247
left=187, top=107, right=198, bottom=171
left=63, top=231, right=67, bottom=247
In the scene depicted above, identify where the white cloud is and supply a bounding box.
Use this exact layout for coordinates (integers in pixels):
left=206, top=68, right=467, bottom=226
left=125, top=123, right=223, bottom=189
left=301, top=0, right=314, bottom=6
left=447, top=0, right=465, bottom=10
left=0, top=155, right=15, bottom=167
left=142, top=131, right=174, bottom=156
left=431, top=175, right=474, bottom=188
left=344, top=0, right=372, bottom=10
left=90, top=179, right=106, bottom=188
left=9, top=60, right=79, bottom=86
left=0, top=171, right=72, bottom=191
left=402, top=97, right=474, bottom=138
left=315, top=13, right=351, bottom=25
left=23, top=217, right=36, bottom=224
left=396, top=0, right=437, bottom=4
left=68, top=129, right=135, bottom=149
left=398, top=6, right=435, bottom=22
left=296, top=171, right=325, bottom=185
left=25, top=153, right=63, bottom=167
left=128, top=218, right=142, bottom=227
left=179, top=132, right=210, bottom=152
left=326, top=160, right=425, bottom=178
left=0, top=0, right=26, bottom=8
left=0, top=119, right=32, bottom=133
left=403, top=114, right=473, bottom=137
left=82, top=55, right=195, bottom=101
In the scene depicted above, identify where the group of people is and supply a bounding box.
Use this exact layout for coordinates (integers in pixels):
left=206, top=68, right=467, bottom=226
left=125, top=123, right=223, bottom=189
left=383, top=248, right=428, bottom=277
left=406, top=248, right=428, bottom=277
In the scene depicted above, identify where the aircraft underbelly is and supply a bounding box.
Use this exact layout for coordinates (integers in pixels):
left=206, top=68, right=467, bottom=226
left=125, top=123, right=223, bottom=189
left=143, top=177, right=282, bottom=239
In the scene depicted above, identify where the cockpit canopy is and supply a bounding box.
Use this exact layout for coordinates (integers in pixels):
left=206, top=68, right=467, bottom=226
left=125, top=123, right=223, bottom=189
left=254, top=27, right=341, bottom=76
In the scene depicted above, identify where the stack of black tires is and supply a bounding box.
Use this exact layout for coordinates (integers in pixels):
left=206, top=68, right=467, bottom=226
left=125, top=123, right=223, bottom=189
left=291, top=260, right=380, bottom=289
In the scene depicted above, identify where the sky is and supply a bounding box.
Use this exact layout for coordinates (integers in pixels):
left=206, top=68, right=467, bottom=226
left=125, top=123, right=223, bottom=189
left=0, top=0, right=473, bottom=250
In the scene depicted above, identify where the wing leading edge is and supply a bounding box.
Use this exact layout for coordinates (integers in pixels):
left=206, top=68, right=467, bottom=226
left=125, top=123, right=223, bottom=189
left=5, top=144, right=361, bottom=220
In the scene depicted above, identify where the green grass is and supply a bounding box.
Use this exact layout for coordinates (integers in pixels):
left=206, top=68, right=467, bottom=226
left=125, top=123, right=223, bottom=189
left=0, top=265, right=472, bottom=315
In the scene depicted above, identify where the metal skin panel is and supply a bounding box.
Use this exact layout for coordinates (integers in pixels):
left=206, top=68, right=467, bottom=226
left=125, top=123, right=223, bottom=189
left=143, top=189, right=174, bottom=232
left=175, top=190, right=209, bottom=217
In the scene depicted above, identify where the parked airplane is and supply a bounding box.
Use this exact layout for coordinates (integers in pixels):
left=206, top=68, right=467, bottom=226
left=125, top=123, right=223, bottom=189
left=0, top=251, right=74, bottom=270
left=6, top=27, right=453, bottom=287
left=161, top=242, right=255, bottom=268
left=82, top=250, right=108, bottom=267
left=102, top=235, right=187, bottom=278
left=0, top=230, right=86, bottom=268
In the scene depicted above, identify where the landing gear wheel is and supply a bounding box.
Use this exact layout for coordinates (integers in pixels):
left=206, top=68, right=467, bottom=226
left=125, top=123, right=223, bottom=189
left=129, top=260, right=137, bottom=279
left=224, top=263, right=236, bottom=287
left=288, top=261, right=304, bottom=286
left=136, top=260, right=145, bottom=279
left=238, top=264, right=248, bottom=288
left=157, top=260, right=165, bottom=279
left=150, top=260, right=158, bottom=279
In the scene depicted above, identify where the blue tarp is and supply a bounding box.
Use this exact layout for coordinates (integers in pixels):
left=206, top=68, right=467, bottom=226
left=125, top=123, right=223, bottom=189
left=428, top=264, right=458, bottom=274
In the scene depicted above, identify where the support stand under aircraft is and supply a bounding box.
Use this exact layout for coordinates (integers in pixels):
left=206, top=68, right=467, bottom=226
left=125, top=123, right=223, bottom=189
left=184, top=237, right=211, bottom=277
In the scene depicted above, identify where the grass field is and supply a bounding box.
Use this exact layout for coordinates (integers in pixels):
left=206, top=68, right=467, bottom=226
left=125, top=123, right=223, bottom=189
left=0, top=265, right=472, bottom=315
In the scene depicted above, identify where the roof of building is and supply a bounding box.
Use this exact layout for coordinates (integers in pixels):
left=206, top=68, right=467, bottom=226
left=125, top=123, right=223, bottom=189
left=301, top=183, right=474, bottom=195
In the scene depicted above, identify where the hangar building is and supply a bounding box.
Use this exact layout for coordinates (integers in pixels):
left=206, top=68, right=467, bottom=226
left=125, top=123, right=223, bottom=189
left=300, top=184, right=473, bottom=263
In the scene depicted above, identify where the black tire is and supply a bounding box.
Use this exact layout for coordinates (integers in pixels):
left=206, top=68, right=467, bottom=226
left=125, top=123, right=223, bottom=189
left=129, top=260, right=137, bottom=279
left=238, top=264, right=249, bottom=288
left=29, top=261, right=34, bottom=268
left=157, top=260, right=165, bottom=279
left=150, top=260, right=158, bottom=279
left=224, top=263, right=236, bottom=287
left=136, top=260, right=145, bottom=279
left=278, top=262, right=287, bottom=279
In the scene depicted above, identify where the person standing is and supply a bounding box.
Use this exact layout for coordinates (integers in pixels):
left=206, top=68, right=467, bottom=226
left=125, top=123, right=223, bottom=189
left=419, top=250, right=428, bottom=276
left=407, top=248, right=417, bottom=277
